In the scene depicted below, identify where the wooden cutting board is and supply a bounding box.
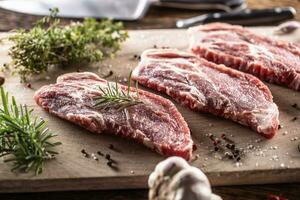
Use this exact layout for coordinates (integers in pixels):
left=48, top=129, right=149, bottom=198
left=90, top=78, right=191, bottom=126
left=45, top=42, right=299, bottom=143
left=0, top=27, right=300, bottom=193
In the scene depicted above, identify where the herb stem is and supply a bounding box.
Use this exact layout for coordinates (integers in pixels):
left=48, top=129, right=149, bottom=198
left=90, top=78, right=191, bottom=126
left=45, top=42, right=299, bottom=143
left=94, top=72, right=143, bottom=110
left=0, top=87, right=61, bottom=174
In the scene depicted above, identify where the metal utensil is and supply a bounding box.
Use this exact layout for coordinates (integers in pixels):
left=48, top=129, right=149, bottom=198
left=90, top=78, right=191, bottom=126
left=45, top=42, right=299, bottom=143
left=0, top=0, right=245, bottom=20
left=176, top=7, right=296, bottom=28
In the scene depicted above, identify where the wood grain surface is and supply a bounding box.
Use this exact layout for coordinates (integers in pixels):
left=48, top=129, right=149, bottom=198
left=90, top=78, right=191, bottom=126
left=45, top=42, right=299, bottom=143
left=0, top=27, right=300, bottom=193
left=2, top=183, right=300, bottom=200
left=0, top=0, right=300, bottom=199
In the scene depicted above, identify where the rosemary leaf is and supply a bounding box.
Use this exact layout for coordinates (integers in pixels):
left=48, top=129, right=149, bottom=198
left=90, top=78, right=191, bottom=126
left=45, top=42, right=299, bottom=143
left=94, top=72, right=142, bottom=110
left=0, top=87, right=61, bottom=175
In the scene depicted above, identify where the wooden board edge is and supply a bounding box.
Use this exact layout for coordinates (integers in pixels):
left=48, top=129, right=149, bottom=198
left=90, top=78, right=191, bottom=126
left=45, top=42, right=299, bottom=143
left=0, top=168, right=299, bottom=193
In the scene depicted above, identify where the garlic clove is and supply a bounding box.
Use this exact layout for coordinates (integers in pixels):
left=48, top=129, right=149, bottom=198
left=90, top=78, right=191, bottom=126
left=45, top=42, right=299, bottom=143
left=148, top=157, right=222, bottom=200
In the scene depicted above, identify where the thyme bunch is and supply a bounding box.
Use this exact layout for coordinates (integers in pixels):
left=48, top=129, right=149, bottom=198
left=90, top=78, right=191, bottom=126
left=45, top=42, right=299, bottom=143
left=5, top=8, right=128, bottom=82
left=0, top=87, right=61, bottom=174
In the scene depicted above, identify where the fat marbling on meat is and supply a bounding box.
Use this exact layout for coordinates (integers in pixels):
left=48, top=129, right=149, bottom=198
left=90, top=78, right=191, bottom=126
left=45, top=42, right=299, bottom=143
left=132, top=48, right=279, bottom=138
left=189, top=22, right=300, bottom=91
left=34, top=72, right=193, bottom=160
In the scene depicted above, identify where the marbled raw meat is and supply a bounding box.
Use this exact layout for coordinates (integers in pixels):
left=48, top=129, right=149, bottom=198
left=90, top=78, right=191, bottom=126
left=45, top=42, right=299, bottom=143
left=34, top=72, right=193, bottom=160
left=132, top=48, right=279, bottom=138
left=189, top=23, right=300, bottom=91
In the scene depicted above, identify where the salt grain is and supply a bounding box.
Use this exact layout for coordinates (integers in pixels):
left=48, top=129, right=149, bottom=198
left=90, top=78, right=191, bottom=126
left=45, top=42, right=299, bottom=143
left=283, top=131, right=288, bottom=135
left=291, top=137, right=298, bottom=141
left=235, top=162, right=243, bottom=167
left=270, top=146, right=278, bottom=150
left=271, top=155, right=279, bottom=161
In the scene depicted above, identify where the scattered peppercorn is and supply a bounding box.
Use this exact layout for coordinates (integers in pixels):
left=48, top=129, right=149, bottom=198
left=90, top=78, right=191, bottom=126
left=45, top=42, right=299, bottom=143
left=292, top=116, right=298, bottom=121
left=97, top=151, right=104, bottom=156
left=207, top=133, right=243, bottom=162
left=26, top=83, right=32, bottom=89
left=208, top=133, right=214, bottom=140
left=105, top=154, right=111, bottom=160
left=192, top=144, right=197, bottom=151
left=91, top=153, right=98, bottom=161
left=106, top=160, right=119, bottom=171
left=103, top=70, right=114, bottom=78
left=221, top=133, right=234, bottom=143
left=153, top=45, right=157, bottom=48
left=133, top=54, right=141, bottom=60
left=278, top=124, right=282, bottom=129
left=292, top=103, right=298, bottom=108
left=0, top=76, right=5, bottom=86
left=225, top=143, right=235, bottom=150
left=291, top=103, right=300, bottom=111
left=109, top=144, right=114, bottom=150
left=107, top=160, right=113, bottom=167
left=225, top=152, right=234, bottom=159
left=81, top=149, right=89, bottom=158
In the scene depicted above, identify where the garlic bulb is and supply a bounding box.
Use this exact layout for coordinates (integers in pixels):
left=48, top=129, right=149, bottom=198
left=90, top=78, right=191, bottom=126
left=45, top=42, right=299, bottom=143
left=148, top=157, right=222, bottom=200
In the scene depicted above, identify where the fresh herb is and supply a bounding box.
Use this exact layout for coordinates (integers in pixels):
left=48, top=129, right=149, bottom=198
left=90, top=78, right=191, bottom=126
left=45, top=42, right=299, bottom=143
left=5, top=8, right=128, bottom=82
left=94, top=72, right=143, bottom=110
left=0, top=87, right=61, bottom=174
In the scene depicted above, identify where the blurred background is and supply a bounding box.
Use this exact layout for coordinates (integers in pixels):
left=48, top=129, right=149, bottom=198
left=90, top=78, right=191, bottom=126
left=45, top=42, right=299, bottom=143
left=0, top=0, right=298, bottom=31
left=0, top=0, right=299, bottom=200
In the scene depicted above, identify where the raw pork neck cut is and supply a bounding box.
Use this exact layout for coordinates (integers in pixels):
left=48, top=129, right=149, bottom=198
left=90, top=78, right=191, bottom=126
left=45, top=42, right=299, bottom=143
left=132, top=48, right=279, bottom=138
left=34, top=72, right=193, bottom=160
left=189, top=23, right=300, bottom=91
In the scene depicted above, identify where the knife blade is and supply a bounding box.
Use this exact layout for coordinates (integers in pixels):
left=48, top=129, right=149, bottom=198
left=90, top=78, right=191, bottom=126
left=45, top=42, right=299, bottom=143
left=0, top=0, right=152, bottom=20
left=176, top=7, right=296, bottom=28
left=0, top=0, right=246, bottom=20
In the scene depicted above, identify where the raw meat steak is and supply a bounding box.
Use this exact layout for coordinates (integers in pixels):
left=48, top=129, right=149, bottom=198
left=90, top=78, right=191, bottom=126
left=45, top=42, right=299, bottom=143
left=132, top=48, right=279, bottom=138
left=188, top=23, right=300, bottom=91
left=34, top=72, right=193, bottom=160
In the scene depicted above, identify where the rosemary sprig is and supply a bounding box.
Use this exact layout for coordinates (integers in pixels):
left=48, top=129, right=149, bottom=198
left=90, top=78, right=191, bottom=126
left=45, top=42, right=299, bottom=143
left=5, top=8, right=128, bottom=82
left=0, top=87, right=61, bottom=174
left=94, top=72, right=143, bottom=110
